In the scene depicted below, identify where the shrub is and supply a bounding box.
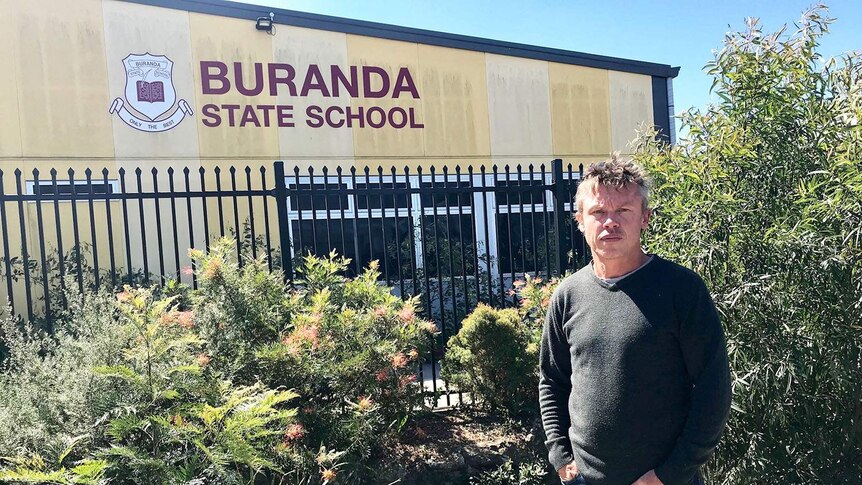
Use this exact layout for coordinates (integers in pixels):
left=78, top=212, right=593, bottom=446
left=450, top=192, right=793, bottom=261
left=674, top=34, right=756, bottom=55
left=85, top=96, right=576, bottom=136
left=442, top=304, right=536, bottom=416
left=441, top=274, right=560, bottom=415
left=190, top=242, right=438, bottom=483
left=469, top=456, right=550, bottom=485
left=0, top=285, right=301, bottom=484
left=442, top=274, right=562, bottom=417
left=0, top=286, right=126, bottom=462
left=0, top=239, right=440, bottom=484
left=633, top=6, right=862, bottom=483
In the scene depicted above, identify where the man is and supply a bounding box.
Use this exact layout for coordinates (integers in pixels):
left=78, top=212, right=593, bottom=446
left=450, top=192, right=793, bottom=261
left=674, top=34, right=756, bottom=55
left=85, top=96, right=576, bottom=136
left=539, top=157, right=731, bottom=485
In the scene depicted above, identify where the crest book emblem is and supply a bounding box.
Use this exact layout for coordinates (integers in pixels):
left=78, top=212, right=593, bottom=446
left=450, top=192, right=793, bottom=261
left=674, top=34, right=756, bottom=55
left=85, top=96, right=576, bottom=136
left=109, top=53, right=192, bottom=132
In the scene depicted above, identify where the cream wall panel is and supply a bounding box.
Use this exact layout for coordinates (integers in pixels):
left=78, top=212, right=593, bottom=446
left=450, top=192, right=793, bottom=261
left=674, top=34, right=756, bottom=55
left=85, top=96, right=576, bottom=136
left=0, top=1, right=22, bottom=158
left=273, top=27, right=354, bottom=159
left=21, top=162, right=123, bottom=285
left=347, top=35, right=425, bottom=159
left=103, top=1, right=201, bottom=160
left=354, top=158, right=488, bottom=173
left=549, top=63, right=611, bottom=157
left=417, top=45, right=490, bottom=158
left=485, top=54, right=552, bottom=158
left=190, top=14, right=279, bottom=159
left=116, top=160, right=205, bottom=282
left=10, top=0, right=114, bottom=158
left=609, top=71, right=654, bottom=154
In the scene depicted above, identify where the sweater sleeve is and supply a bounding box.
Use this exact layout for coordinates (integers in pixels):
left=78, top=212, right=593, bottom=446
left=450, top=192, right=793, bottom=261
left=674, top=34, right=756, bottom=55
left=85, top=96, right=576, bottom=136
left=655, top=277, right=732, bottom=485
left=539, top=288, right=574, bottom=472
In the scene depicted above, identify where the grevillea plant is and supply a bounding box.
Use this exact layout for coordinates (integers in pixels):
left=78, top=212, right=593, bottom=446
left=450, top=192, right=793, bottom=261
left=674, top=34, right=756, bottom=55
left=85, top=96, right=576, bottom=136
left=189, top=241, right=438, bottom=483
left=1, top=239, right=437, bottom=484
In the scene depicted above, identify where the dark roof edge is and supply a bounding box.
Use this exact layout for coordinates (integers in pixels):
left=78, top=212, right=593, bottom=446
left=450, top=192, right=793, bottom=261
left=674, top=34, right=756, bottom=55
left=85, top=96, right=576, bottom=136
left=120, top=0, right=680, bottom=78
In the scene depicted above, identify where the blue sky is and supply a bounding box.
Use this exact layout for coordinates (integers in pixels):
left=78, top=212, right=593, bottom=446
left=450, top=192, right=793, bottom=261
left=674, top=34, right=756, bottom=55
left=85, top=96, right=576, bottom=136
left=239, top=0, right=860, bottom=130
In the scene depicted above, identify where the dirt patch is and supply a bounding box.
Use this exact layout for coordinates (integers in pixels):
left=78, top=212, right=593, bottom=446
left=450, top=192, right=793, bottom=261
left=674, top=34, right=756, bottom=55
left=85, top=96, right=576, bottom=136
left=374, top=410, right=553, bottom=484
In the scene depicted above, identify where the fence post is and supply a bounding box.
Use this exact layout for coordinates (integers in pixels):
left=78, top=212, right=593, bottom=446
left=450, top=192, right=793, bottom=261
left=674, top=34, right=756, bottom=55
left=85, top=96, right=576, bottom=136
left=551, top=158, right=567, bottom=275
left=272, top=161, right=293, bottom=281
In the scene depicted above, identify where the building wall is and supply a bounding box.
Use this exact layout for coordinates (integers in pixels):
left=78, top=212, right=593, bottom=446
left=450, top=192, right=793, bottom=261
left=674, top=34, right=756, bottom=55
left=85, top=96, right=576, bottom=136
left=0, top=0, right=660, bottom=315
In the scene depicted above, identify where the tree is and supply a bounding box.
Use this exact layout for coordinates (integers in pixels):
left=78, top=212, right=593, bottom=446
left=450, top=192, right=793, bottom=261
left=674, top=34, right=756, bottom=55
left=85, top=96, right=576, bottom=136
left=634, top=5, right=862, bottom=483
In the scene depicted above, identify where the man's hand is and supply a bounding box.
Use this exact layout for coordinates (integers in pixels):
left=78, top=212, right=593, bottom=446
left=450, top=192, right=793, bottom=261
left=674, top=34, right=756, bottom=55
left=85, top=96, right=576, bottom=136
left=631, top=470, right=664, bottom=485
left=557, top=461, right=580, bottom=481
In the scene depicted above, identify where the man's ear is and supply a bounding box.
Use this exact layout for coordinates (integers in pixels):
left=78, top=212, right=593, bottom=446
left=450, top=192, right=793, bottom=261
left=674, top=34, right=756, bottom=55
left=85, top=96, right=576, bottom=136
left=641, top=208, right=652, bottom=229
left=575, top=211, right=584, bottom=233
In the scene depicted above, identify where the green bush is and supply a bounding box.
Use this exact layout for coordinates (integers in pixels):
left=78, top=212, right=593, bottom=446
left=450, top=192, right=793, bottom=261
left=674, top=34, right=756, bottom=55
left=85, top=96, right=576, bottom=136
left=190, top=241, right=438, bottom=483
left=633, top=6, right=862, bottom=483
left=0, top=287, right=125, bottom=464
left=442, top=274, right=562, bottom=417
left=0, top=285, right=301, bottom=484
left=0, top=240, right=437, bottom=484
left=442, top=304, right=537, bottom=416
left=469, top=456, right=550, bottom=485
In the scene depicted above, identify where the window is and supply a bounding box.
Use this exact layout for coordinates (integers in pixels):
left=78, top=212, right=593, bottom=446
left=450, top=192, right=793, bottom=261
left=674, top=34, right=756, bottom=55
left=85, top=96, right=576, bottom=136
left=285, top=173, right=477, bottom=283
left=494, top=172, right=553, bottom=276
left=26, top=180, right=119, bottom=197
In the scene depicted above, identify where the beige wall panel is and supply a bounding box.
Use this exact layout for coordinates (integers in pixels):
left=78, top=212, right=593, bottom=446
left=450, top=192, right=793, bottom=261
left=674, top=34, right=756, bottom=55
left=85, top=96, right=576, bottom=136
left=609, top=71, right=654, bottom=154
left=417, top=45, right=490, bottom=157
left=347, top=35, right=425, bottom=159
left=0, top=161, right=124, bottom=317
left=10, top=0, right=115, bottom=158
left=0, top=1, right=22, bottom=158
left=190, top=14, right=279, bottom=159
left=549, top=63, right=611, bottom=157
left=103, top=1, right=201, bottom=160
left=354, top=158, right=488, bottom=173
left=116, top=160, right=205, bottom=283
left=22, top=161, right=123, bottom=284
left=272, top=27, right=354, bottom=159
left=197, top=160, right=277, bottom=266
left=485, top=55, right=552, bottom=158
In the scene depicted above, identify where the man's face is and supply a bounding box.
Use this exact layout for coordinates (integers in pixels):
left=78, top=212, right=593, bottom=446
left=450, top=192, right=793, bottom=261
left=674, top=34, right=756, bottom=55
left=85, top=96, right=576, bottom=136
left=576, top=183, right=651, bottom=263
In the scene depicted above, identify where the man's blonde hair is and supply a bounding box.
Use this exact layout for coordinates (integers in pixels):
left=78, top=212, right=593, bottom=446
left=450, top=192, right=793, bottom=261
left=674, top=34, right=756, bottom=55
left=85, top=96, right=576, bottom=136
left=575, top=154, right=651, bottom=212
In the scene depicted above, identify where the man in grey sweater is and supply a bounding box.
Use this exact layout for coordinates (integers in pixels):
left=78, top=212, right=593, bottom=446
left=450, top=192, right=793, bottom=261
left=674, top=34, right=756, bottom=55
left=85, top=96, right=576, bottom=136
left=539, top=158, right=731, bottom=485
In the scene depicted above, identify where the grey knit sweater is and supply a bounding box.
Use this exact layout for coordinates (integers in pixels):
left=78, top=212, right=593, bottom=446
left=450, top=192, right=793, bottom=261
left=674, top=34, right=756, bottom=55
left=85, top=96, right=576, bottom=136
left=539, top=256, right=731, bottom=485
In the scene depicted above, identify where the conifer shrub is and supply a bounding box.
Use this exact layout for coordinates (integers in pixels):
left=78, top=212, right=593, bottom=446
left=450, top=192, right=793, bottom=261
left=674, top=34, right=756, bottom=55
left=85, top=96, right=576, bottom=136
left=442, top=274, right=562, bottom=417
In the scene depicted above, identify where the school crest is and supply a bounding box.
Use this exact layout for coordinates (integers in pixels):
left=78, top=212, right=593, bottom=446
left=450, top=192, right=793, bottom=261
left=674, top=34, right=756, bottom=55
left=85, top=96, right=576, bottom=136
left=109, top=53, right=192, bottom=132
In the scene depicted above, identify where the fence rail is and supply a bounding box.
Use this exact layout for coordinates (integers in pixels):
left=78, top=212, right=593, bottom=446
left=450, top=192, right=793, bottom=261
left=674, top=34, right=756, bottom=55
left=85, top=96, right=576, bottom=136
left=0, top=159, right=587, bottom=407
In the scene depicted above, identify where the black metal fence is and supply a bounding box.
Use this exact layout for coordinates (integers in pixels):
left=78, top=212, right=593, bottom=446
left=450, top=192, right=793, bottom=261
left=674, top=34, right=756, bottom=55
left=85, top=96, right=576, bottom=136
left=0, top=159, right=587, bottom=405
